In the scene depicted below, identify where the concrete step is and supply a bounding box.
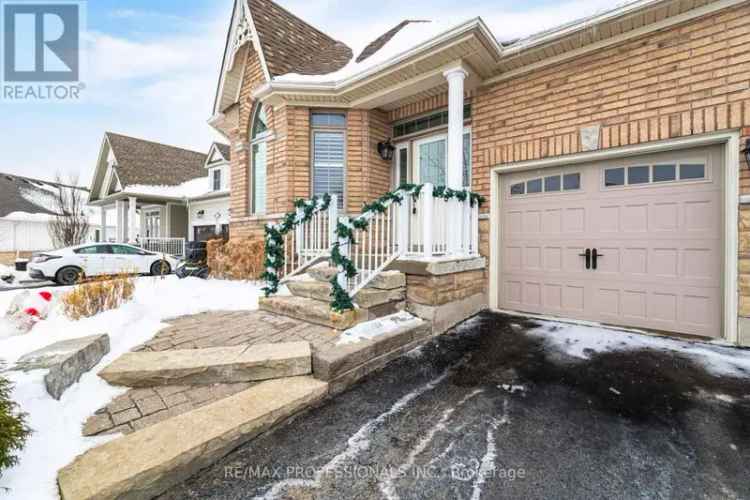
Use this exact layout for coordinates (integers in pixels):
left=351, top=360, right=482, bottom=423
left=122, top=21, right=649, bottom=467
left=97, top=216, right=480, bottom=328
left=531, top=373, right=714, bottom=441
left=259, top=295, right=368, bottom=330
left=57, top=376, right=328, bottom=500
left=98, top=342, right=311, bottom=388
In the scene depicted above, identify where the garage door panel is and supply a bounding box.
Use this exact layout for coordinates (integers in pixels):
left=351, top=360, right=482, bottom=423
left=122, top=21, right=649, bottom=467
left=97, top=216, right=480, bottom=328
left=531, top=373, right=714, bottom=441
left=499, top=145, right=723, bottom=338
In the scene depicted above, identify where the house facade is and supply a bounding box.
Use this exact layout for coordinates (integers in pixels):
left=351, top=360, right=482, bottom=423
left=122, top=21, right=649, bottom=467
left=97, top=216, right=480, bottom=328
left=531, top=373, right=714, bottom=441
left=87, top=133, right=231, bottom=255
left=211, top=0, right=750, bottom=346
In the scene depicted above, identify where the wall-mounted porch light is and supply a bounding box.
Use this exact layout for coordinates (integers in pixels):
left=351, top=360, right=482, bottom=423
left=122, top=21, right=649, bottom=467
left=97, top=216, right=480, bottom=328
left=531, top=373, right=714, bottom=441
left=742, top=138, right=750, bottom=167
left=377, top=138, right=395, bottom=161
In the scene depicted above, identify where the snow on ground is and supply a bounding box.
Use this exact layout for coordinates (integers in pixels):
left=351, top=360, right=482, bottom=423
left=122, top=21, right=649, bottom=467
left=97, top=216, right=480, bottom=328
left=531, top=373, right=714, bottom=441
left=0, top=263, right=32, bottom=290
left=337, top=311, right=423, bottom=345
left=525, top=320, right=750, bottom=378
left=0, top=276, right=261, bottom=499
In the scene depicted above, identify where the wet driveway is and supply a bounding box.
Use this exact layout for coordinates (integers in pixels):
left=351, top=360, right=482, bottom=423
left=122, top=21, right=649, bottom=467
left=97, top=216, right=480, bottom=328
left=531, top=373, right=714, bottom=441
left=162, top=312, right=750, bottom=500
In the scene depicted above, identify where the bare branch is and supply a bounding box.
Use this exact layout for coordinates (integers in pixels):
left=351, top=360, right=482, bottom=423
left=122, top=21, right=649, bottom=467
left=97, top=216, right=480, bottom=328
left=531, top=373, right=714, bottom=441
left=47, top=173, right=91, bottom=248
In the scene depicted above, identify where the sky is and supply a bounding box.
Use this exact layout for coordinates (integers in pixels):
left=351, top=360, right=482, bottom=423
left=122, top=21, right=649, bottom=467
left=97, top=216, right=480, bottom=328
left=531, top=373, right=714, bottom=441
left=0, top=0, right=617, bottom=187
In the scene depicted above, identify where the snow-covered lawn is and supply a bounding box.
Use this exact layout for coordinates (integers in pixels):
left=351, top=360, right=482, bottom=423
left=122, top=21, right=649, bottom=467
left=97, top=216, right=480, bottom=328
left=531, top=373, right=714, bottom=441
left=0, top=276, right=261, bottom=499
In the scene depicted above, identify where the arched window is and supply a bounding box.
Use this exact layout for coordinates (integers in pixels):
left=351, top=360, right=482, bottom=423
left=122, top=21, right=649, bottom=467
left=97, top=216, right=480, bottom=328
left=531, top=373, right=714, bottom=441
left=250, top=104, right=270, bottom=214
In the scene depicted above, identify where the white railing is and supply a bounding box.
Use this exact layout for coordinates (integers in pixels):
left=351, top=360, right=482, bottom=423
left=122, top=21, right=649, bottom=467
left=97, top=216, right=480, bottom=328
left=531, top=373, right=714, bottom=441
left=335, top=183, right=480, bottom=299
left=337, top=194, right=406, bottom=297
left=137, top=237, right=186, bottom=258
left=280, top=195, right=337, bottom=282
left=405, top=184, right=480, bottom=258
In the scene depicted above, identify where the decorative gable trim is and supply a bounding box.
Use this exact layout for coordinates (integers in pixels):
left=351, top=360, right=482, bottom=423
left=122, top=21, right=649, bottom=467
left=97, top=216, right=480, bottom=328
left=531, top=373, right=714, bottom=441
left=213, top=0, right=270, bottom=116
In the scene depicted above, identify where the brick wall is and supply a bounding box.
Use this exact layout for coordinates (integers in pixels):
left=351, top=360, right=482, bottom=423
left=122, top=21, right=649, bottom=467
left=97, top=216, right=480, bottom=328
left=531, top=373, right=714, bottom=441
left=471, top=4, right=750, bottom=205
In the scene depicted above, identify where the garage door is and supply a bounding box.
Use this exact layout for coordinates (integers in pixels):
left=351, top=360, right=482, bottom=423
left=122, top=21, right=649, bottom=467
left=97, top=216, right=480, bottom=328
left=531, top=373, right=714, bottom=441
left=499, top=145, right=723, bottom=338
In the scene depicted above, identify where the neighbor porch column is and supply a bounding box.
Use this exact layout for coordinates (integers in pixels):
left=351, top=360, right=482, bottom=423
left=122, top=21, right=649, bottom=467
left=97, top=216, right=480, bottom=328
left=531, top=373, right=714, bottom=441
left=443, top=63, right=468, bottom=255
left=100, top=207, right=107, bottom=242
left=128, top=196, right=137, bottom=243
left=115, top=201, right=125, bottom=243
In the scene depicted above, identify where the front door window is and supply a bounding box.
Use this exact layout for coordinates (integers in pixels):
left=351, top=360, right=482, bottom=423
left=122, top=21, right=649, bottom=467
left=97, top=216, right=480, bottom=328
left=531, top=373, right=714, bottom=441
left=418, top=137, right=447, bottom=186
left=145, top=210, right=161, bottom=238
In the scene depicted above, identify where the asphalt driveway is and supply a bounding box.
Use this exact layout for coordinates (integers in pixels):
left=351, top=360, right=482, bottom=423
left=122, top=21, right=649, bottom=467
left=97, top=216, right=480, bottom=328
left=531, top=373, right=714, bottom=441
left=162, top=311, right=750, bottom=500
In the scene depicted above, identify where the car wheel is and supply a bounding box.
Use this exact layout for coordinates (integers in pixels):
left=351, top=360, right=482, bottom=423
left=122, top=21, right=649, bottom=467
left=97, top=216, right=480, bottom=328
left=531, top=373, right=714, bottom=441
left=55, top=266, right=83, bottom=286
left=150, top=260, right=171, bottom=276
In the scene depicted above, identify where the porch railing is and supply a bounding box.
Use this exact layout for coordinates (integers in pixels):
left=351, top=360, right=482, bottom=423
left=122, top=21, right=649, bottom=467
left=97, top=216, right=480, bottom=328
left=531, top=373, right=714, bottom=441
left=137, top=237, right=186, bottom=258
left=279, top=194, right=337, bottom=282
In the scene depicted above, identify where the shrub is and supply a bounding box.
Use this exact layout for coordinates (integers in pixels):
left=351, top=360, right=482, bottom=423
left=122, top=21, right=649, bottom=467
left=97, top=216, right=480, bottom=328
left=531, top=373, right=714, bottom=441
left=0, top=369, right=31, bottom=479
left=61, top=274, right=135, bottom=320
left=208, top=237, right=264, bottom=280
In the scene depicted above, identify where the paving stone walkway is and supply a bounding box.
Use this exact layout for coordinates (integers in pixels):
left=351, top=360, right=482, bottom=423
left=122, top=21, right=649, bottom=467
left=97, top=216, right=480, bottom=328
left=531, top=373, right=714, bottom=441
left=84, top=310, right=338, bottom=437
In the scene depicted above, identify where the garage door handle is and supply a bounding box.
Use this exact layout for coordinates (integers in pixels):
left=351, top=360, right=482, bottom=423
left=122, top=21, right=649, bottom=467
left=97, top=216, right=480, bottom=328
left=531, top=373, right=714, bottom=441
left=578, top=249, right=591, bottom=270
left=592, top=248, right=604, bottom=270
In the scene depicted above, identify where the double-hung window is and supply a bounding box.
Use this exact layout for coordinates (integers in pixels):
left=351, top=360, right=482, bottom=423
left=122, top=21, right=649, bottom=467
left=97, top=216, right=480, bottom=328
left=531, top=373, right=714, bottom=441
left=250, top=104, right=270, bottom=214
left=212, top=169, right=222, bottom=191
left=312, top=113, right=346, bottom=209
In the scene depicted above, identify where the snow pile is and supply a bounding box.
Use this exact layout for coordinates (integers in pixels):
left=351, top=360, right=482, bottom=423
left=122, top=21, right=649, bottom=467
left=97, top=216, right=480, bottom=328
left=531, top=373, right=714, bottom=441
left=0, top=276, right=261, bottom=499
left=527, top=321, right=750, bottom=378
left=123, top=176, right=215, bottom=200
left=337, top=311, right=423, bottom=345
left=274, top=19, right=465, bottom=85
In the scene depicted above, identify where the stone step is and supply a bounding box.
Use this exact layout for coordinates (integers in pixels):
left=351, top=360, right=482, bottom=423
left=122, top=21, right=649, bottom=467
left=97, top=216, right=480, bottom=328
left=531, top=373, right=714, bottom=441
left=287, top=271, right=406, bottom=308
left=259, top=295, right=368, bottom=330
left=313, top=312, right=432, bottom=394
left=308, top=263, right=338, bottom=282
left=98, top=342, right=311, bottom=388
left=57, top=376, right=328, bottom=500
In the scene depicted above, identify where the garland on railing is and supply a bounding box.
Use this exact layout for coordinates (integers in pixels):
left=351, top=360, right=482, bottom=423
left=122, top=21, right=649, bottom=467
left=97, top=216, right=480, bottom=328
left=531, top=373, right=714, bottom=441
left=261, top=193, right=332, bottom=296
left=327, top=184, right=486, bottom=312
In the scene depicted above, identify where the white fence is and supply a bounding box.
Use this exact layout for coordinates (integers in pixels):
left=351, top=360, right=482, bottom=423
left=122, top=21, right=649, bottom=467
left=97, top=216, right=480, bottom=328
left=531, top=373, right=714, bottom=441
left=137, top=237, right=186, bottom=258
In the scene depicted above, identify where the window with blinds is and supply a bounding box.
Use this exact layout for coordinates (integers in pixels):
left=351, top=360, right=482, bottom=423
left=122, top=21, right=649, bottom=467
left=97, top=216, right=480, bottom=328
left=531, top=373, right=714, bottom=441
left=312, top=114, right=346, bottom=209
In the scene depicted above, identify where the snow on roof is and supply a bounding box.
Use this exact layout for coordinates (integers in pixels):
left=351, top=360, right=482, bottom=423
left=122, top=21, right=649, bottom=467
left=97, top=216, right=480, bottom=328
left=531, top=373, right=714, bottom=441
left=123, top=177, right=217, bottom=200
left=272, top=19, right=468, bottom=85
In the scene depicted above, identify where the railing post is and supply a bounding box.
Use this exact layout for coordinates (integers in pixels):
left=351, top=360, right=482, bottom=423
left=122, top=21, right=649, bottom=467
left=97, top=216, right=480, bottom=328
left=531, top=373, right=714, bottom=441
left=462, top=198, right=471, bottom=255
left=472, top=203, right=479, bottom=256
left=328, top=194, right=338, bottom=251
left=294, top=206, right=304, bottom=255
left=398, top=191, right=409, bottom=255
left=422, top=183, right=434, bottom=259
left=336, top=215, right=349, bottom=290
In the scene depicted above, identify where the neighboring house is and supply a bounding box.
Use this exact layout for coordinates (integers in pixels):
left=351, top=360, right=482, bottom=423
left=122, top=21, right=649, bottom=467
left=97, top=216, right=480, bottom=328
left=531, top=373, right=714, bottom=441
left=0, top=173, right=110, bottom=254
left=209, top=0, right=750, bottom=346
left=87, top=133, right=231, bottom=254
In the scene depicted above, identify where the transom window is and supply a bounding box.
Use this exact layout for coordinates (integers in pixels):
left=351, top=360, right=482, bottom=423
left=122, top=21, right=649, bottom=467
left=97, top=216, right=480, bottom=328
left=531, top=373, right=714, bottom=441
left=510, top=172, right=580, bottom=197
left=393, top=105, right=472, bottom=139
left=604, top=162, right=705, bottom=188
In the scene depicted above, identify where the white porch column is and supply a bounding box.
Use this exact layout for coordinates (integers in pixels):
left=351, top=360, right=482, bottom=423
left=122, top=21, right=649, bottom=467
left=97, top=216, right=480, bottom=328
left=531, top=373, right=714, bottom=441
left=443, top=64, right=468, bottom=255
left=115, top=201, right=125, bottom=242
left=128, top=196, right=137, bottom=243
left=100, top=207, right=107, bottom=242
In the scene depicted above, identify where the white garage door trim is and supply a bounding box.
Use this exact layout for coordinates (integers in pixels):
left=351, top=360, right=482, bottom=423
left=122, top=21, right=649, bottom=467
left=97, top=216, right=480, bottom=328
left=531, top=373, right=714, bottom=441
left=489, top=130, right=741, bottom=343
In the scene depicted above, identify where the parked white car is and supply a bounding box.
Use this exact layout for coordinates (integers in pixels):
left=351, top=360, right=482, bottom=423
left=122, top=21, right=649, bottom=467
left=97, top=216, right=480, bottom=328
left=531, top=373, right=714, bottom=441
left=27, top=243, right=181, bottom=285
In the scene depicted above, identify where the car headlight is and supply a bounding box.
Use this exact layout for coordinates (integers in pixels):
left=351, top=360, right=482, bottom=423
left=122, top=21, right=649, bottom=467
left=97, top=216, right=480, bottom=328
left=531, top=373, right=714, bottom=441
left=32, top=254, right=61, bottom=263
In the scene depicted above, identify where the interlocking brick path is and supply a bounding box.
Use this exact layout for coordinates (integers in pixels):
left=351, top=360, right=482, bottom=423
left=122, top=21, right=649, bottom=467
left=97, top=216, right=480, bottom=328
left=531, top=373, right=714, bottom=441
left=84, top=310, right=338, bottom=436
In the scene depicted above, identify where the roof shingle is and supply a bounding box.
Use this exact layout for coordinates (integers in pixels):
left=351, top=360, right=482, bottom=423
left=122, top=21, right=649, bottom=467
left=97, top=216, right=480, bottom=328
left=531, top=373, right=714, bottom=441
left=106, top=132, right=207, bottom=187
left=248, top=0, right=352, bottom=77
left=0, top=174, right=83, bottom=218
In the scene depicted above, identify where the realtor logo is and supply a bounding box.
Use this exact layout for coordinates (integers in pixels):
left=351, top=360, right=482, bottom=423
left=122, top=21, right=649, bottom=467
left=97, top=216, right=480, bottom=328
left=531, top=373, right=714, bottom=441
left=1, top=1, right=84, bottom=101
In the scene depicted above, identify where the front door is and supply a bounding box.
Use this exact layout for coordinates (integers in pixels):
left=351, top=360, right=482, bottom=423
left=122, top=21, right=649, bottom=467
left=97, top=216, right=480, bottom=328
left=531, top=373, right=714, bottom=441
left=413, top=135, right=447, bottom=185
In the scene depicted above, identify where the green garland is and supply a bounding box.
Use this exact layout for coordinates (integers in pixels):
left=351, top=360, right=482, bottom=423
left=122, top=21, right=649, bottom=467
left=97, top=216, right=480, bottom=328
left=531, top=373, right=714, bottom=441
left=327, top=183, right=485, bottom=312
left=260, top=184, right=486, bottom=312
left=261, top=193, right=331, bottom=296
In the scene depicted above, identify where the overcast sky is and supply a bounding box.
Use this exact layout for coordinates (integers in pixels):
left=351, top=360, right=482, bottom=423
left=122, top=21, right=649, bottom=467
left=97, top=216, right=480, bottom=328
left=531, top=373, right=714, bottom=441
left=0, top=0, right=616, bottom=186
